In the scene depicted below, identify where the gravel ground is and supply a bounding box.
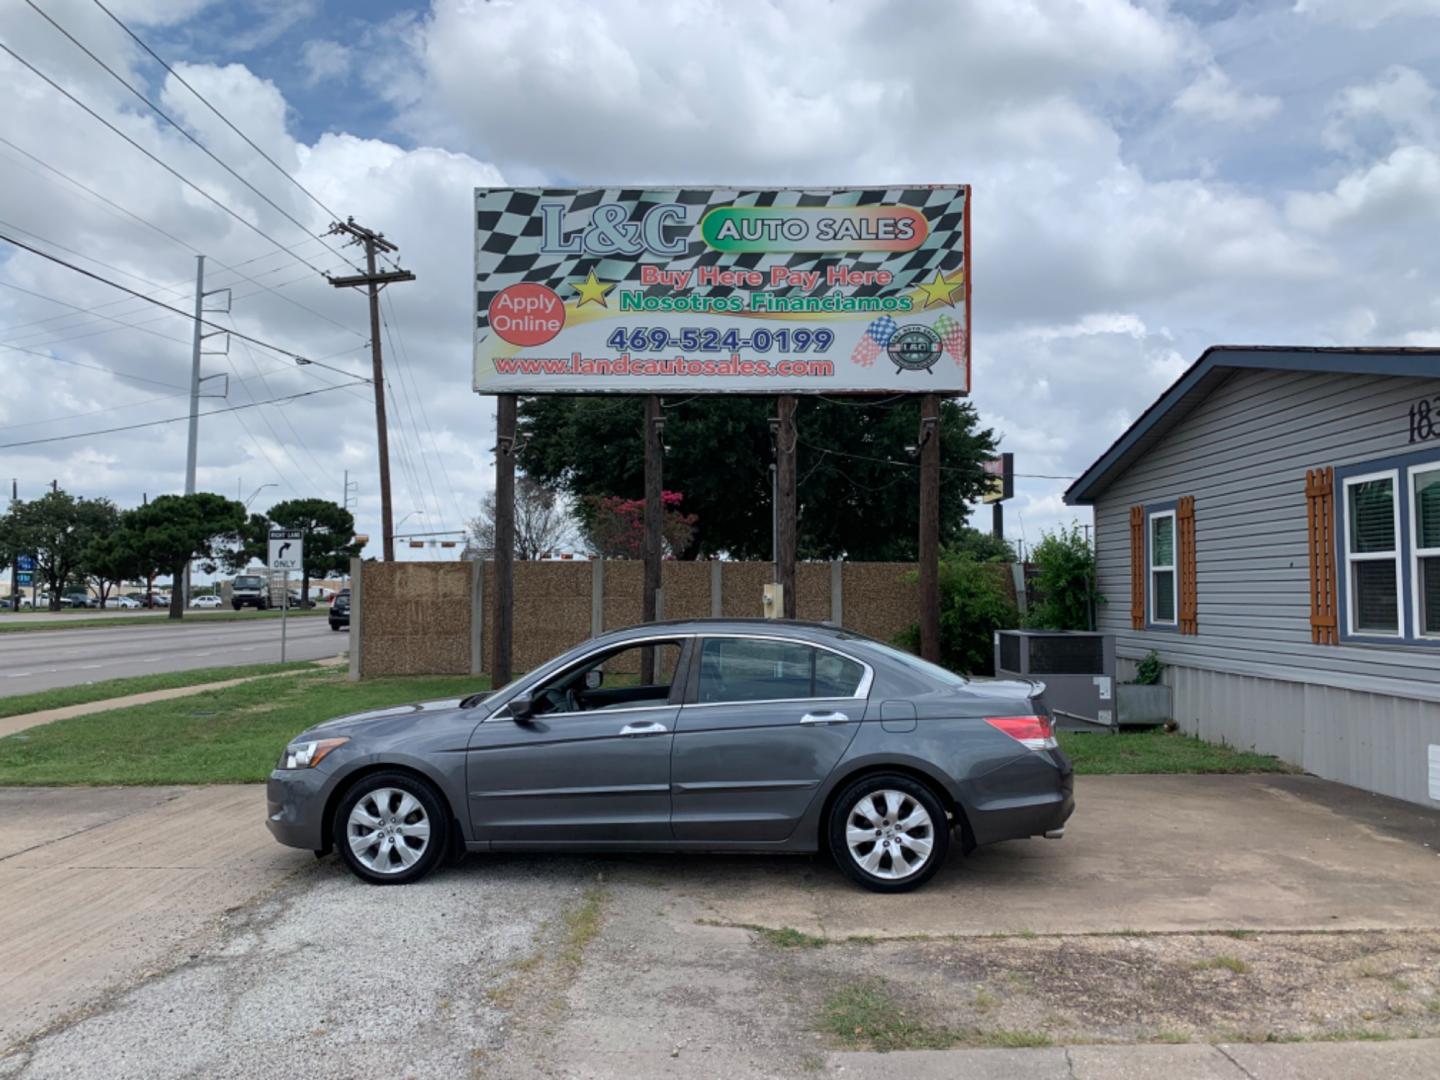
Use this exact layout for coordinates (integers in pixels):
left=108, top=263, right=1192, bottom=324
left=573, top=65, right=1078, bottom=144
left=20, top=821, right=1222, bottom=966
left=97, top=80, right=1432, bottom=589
left=5, top=848, right=1439, bottom=1078
left=0, top=856, right=588, bottom=1080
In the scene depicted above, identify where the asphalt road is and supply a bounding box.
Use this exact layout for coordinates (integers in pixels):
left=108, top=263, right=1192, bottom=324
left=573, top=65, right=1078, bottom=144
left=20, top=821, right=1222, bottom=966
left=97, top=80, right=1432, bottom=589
left=0, top=617, right=344, bottom=697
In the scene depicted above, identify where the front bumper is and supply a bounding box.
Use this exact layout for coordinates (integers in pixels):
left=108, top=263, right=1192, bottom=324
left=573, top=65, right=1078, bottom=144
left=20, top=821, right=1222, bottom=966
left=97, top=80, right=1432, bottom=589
left=265, top=768, right=335, bottom=851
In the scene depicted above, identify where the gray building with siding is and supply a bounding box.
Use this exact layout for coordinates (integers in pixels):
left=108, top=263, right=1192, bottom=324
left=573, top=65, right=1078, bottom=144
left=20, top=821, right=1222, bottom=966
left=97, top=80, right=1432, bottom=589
left=1065, top=347, right=1440, bottom=808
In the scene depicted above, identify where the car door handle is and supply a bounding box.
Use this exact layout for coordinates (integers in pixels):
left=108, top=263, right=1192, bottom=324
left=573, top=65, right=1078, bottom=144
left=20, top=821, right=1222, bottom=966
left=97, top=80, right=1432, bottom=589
left=619, top=721, right=669, bottom=737
left=800, top=711, right=851, bottom=725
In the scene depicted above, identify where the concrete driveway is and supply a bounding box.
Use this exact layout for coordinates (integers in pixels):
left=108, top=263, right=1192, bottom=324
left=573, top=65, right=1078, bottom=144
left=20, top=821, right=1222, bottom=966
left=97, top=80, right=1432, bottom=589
left=2, top=774, right=1438, bottom=1077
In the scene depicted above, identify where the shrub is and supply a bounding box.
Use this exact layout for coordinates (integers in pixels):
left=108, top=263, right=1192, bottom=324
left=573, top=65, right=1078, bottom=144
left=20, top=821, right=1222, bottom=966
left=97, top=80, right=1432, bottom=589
left=1133, top=650, right=1165, bottom=686
left=1026, top=523, right=1098, bottom=631
left=898, top=551, right=1019, bottom=675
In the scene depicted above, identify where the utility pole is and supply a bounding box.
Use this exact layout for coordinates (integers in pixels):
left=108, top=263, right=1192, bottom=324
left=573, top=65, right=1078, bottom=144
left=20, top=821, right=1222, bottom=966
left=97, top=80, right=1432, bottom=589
left=918, top=394, right=941, bottom=663
left=328, top=218, right=416, bottom=563
left=641, top=395, right=663, bottom=684
left=186, top=255, right=204, bottom=497
left=492, top=396, right=516, bottom=686
left=7, top=479, right=15, bottom=613
left=775, top=395, right=798, bottom=620
left=342, top=469, right=358, bottom=513
left=181, top=255, right=231, bottom=607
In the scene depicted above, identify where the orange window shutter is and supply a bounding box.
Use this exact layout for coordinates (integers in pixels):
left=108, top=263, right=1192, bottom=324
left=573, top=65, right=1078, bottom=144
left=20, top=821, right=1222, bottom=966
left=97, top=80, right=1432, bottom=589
left=1177, top=496, right=1198, bottom=635
left=1129, top=505, right=1145, bottom=630
left=1306, top=468, right=1339, bottom=645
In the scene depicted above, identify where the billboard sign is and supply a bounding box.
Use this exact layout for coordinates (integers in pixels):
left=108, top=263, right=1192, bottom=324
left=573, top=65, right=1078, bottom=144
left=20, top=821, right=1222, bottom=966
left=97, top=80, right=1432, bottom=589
left=473, top=187, right=969, bottom=395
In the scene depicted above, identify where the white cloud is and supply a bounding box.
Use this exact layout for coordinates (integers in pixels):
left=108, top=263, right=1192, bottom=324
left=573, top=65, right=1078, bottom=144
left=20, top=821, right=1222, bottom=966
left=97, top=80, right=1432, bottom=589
left=301, top=39, right=352, bottom=87
left=1294, top=0, right=1440, bottom=29
left=1287, top=144, right=1440, bottom=231
left=1324, top=65, right=1437, bottom=153
left=1174, top=67, right=1281, bottom=126
left=5, top=0, right=1440, bottom=551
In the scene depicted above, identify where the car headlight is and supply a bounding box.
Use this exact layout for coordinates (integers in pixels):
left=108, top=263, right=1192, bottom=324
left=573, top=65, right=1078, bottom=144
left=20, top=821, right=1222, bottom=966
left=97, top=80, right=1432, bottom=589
left=278, top=737, right=349, bottom=769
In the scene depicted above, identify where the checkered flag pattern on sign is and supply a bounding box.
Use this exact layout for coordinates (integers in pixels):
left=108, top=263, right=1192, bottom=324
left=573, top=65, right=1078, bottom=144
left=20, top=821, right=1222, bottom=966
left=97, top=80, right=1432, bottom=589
left=933, top=314, right=967, bottom=366
left=474, top=187, right=967, bottom=342
left=851, top=316, right=898, bottom=366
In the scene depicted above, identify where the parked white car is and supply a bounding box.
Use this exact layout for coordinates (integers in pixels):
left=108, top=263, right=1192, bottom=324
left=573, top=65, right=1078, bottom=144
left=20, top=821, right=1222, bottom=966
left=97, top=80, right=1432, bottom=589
left=112, top=595, right=142, bottom=609
left=190, top=594, right=223, bottom=609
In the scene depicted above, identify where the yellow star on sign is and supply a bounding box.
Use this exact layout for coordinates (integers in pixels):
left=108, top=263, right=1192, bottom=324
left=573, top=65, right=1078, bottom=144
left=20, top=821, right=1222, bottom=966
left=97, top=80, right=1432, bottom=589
left=915, top=269, right=965, bottom=309
left=570, top=270, right=615, bottom=308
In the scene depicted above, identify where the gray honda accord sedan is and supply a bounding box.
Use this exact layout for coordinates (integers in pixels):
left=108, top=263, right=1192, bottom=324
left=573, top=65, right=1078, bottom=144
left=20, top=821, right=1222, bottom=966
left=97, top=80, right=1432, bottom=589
left=267, top=619, right=1073, bottom=892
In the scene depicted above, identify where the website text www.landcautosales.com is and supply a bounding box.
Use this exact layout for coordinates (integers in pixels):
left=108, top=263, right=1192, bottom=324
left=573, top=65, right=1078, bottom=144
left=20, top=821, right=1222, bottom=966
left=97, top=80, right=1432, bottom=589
left=491, top=353, right=835, bottom=379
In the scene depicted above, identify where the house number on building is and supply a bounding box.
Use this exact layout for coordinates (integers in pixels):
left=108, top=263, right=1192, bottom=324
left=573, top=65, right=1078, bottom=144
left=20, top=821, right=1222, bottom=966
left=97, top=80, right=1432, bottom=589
left=1408, top=395, right=1440, bottom=444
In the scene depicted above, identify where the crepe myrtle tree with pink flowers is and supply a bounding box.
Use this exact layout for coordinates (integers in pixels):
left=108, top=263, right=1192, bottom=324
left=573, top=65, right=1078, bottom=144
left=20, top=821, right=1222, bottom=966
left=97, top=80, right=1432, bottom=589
left=583, top=491, right=698, bottom=560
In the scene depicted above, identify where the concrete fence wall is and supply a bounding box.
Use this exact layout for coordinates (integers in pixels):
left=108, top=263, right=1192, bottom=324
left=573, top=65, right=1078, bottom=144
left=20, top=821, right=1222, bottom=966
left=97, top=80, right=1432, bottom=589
left=348, top=559, right=922, bottom=679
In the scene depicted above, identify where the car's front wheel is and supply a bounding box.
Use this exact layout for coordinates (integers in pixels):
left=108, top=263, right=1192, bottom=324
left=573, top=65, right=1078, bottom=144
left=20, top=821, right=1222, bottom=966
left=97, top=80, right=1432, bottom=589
left=333, top=772, right=449, bottom=885
left=828, top=774, right=949, bottom=893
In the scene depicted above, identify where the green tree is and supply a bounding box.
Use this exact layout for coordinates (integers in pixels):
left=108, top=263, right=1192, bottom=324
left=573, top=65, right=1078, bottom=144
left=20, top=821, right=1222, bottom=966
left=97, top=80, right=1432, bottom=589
left=897, top=550, right=1019, bottom=675
left=950, top=525, right=1015, bottom=563
left=265, top=499, right=361, bottom=604
left=1026, top=523, right=1099, bottom=631
left=77, top=501, right=127, bottom=606
left=0, top=491, right=116, bottom=610
left=121, top=493, right=246, bottom=619
left=516, top=396, right=998, bottom=559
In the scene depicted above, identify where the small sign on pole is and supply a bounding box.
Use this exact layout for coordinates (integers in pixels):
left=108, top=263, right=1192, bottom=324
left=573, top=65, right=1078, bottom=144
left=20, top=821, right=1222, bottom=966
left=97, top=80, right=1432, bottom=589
left=268, top=529, right=304, bottom=571
left=269, top=529, right=304, bottom=661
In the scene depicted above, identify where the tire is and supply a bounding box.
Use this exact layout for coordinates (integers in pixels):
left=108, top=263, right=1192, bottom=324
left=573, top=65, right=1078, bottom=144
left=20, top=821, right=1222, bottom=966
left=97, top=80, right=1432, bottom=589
left=232, top=601, right=242, bottom=611
left=827, top=773, right=949, bottom=893
left=330, top=622, right=342, bottom=632
left=333, top=771, right=449, bottom=886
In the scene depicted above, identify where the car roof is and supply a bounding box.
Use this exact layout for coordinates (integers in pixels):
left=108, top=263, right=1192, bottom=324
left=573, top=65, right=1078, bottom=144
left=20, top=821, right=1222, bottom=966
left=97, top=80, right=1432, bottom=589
left=590, top=618, right=854, bottom=644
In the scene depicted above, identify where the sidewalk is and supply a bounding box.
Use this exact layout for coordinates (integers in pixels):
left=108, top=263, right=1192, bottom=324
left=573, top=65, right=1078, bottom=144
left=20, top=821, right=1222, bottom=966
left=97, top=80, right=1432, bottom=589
left=829, top=1039, right=1440, bottom=1078
left=0, top=656, right=345, bottom=739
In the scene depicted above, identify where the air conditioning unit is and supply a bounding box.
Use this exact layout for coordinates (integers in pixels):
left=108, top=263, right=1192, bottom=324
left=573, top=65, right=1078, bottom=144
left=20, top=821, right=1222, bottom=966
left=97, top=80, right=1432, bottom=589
left=994, top=630, right=1116, bottom=733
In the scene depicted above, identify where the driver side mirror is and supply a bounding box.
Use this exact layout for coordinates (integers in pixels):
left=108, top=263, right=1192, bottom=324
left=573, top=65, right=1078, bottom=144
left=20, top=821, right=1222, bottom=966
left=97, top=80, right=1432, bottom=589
left=508, top=693, right=535, bottom=722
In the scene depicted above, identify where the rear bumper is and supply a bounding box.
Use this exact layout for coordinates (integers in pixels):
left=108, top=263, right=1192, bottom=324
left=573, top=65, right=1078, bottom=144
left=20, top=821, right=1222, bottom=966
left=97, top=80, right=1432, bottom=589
left=964, top=748, right=1074, bottom=847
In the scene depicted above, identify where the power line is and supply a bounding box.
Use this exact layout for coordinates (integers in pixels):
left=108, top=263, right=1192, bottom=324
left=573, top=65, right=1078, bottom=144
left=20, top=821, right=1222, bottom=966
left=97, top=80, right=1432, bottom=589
left=0, top=381, right=368, bottom=449
left=795, top=438, right=1075, bottom=480
left=24, top=0, right=364, bottom=278
left=383, top=293, right=465, bottom=531
left=0, top=134, right=359, bottom=339
left=0, top=339, right=187, bottom=390
left=87, top=0, right=349, bottom=230
left=0, top=388, right=190, bottom=433
left=0, top=230, right=370, bottom=381
left=0, top=39, right=331, bottom=276
left=0, top=279, right=192, bottom=348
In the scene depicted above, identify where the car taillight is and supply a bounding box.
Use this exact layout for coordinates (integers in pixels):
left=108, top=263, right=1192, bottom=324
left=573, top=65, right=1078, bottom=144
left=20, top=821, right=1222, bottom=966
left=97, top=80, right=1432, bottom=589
left=985, top=714, right=1057, bottom=751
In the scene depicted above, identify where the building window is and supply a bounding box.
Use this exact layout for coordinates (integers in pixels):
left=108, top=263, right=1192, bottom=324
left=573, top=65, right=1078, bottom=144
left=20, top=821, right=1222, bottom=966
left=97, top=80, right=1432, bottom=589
left=1412, top=465, right=1440, bottom=639
left=1148, top=509, right=1176, bottom=626
left=1343, top=470, right=1402, bottom=637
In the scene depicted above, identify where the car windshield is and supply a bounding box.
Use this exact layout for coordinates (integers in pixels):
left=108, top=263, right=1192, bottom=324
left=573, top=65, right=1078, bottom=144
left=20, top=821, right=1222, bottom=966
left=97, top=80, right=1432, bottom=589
left=840, top=635, right=970, bottom=689
left=235, top=576, right=263, bottom=589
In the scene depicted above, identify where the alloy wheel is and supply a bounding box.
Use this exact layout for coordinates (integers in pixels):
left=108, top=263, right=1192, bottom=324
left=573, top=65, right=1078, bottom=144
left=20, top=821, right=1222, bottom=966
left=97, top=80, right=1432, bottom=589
left=346, top=787, right=431, bottom=874
left=844, top=788, right=934, bottom=881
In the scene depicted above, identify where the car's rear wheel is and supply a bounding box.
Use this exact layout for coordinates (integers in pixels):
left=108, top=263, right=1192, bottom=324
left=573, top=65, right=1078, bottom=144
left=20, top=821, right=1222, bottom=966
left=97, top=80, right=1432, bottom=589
left=333, top=772, right=449, bottom=885
left=828, top=773, right=948, bottom=893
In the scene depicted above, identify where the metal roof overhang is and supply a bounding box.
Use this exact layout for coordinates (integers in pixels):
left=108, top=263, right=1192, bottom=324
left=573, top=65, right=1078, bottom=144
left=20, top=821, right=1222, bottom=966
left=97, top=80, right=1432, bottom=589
left=1063, top=346, right=1440, bottom=506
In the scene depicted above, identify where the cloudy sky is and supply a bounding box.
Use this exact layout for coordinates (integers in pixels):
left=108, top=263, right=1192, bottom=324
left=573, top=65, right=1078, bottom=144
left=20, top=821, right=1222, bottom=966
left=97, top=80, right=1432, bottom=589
left=2, top=0, right=1438, bottom=562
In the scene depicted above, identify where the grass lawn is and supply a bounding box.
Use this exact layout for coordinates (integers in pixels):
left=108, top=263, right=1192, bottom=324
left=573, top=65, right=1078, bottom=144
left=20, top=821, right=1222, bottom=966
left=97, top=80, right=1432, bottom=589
left=0, top=670, right=490, bottom=786
left=0, top=661, right=323, bottom=720
left=0, top=608, right=327, bottom=633
left=1059, top=728, right=1295, bottom=775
